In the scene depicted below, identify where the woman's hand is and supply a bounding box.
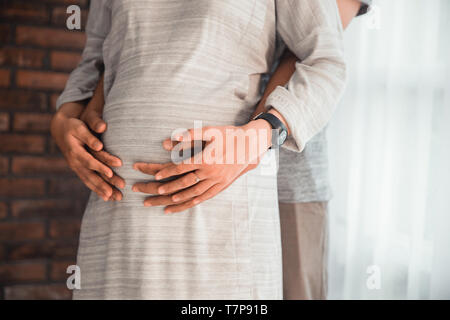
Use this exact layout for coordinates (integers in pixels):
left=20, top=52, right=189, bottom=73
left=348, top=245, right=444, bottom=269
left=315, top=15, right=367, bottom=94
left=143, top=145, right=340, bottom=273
left=51, top=102, right=125, bottom=201
left=132, top=120, right=272, bottom=213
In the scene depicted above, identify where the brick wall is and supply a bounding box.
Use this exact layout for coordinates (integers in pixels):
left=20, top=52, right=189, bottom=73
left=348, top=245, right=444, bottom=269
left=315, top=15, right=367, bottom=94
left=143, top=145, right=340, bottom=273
left=0, top=0, right=90, bottom=300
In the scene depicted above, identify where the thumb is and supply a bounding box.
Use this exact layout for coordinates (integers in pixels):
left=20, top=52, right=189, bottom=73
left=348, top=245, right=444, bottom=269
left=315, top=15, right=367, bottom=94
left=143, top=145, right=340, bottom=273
left=83, top=110, right=107, bottom=134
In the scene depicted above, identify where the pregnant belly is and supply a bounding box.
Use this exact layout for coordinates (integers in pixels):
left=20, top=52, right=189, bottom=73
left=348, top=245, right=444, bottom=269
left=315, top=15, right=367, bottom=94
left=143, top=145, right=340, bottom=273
left=101, top=98, right=250, bottom=185
left=101, top=103, right=179, bottom=184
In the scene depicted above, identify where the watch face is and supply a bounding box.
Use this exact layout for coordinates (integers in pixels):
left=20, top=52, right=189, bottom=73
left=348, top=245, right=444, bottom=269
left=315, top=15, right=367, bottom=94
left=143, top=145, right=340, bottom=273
left=278, top=130, right=288, bottom=145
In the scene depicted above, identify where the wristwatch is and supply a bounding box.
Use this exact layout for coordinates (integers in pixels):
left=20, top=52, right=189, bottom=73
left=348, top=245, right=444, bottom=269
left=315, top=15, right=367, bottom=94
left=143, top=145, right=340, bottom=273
left=253, top=111, right=288, bottom=148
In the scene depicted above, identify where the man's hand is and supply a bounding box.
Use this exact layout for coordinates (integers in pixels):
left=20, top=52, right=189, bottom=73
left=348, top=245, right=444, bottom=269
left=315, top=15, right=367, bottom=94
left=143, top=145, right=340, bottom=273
left=51, top=102, right=124, bottom=201
left=132, top=121, right=271, bottom=213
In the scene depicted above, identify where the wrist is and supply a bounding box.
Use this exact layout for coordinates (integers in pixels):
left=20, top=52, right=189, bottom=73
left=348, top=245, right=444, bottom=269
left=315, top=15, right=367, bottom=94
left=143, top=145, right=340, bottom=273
left=251, top=110, right=289, bottom=149
left=244, top=119, right=273, bottom=150
left=58, top=101, right=85, bottom=118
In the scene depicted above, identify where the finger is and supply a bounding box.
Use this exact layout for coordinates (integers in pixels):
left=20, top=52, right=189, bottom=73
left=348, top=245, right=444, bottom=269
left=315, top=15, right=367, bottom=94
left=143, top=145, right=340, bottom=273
left=162, top=138, right=179, bottom=151
left=84, top=110, right=107, bottom=134
left=171, top=180, right=216, bottom=203
left=84, top=172, right=113, bottom=200
left=77, top=167, right=113, bottom=201
left=158, top=172, right=201, bottom=196
left=73, top=123, right=103, bottom=151
left=75, top=146, right=113, bottom=178
left=110, top=188, right=123, bottom=201
left=143, top=195, right=175, bottom=207
left=100, top=172, right=125, bottom=189
left=163, top=138, right=199, bottom=152
left=165, top=183, right=223, bottom=214
left=75, top=169, right=105, bottom=200
left=133, top=162, right=170, bottom=176
left=132, top=181, right=162, bottom=195
left=173, top=127, right=213, bottom=142
left=92, top=150, right=122, bottom=167
left=155, top=163, right=200, bottom=181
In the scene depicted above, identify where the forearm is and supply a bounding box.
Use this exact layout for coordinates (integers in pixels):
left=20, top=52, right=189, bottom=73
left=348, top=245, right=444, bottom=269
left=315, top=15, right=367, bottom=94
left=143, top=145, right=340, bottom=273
left=86, top=73, right=105, bottom=114
left=253, top=50, right=297, bottom=118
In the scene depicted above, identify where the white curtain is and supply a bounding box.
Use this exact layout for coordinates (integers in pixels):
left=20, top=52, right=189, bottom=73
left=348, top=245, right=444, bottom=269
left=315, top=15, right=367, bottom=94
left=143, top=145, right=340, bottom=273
left=327, top=0, right=450, bottom=299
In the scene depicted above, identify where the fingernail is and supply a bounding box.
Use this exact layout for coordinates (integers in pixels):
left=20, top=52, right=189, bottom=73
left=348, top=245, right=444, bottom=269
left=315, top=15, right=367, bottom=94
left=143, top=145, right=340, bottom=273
left=144, top=201, right=152, bottom=207
left=96, top=123, right=105, bottom=132
left=119, top=181, right=126, bottom=189
left=132, top=164, right=139, bottom=170
left=165, top=209, right=172, bottom=214
left=132, top=185, right=138, bottom=192
left=193, top=199, right=200, bottom=205
left=158, top=187, right=165, bottom=194
left=155, top=174, right=162, bottom=180
left=172, top=196, right=180, bottom=202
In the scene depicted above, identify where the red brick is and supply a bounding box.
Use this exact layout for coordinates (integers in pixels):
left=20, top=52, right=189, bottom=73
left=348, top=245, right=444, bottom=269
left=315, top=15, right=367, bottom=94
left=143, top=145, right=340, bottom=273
left=49, top=138, right=62, bottom=154
left=0, top=221, right=46, bottom=241
left=0, top=156, right=8, bottom=175
left=0, top=47, right=45, bottom=68
left=0, top=245, right=5, bottom=260
left=16, top=26, right=86, bottom=50
left=0, top=3, right=49, bottom=24
left=0, top=24, right=12, bottom=43
left=52, top=7, right=88, bottom=27
left=44, top=0, right=88, bottom=7
left=7, top=240, right=78, bottom=260
left=16, top=70, right=69, bottom=91
left=50, top=51, right=81, bottom=71
left=12, top=156, right=71, bottom=175
left=4, top=284, right=72, bottom=300
left=0, top=112, right=9, bottom=131
left=0, top=202, right=7, bottom=219
left=0, top=134, right=45, bottom=153
left=13, top=113, right=53, bottom=132
left=49, top=219, right=81, bottom=239
left=0, top=90, right=47, bottom=111
left=0, top=69, right=11, bottom=87
left=48, top=178, right=89, bottom=196
left=51, top=260, right=76, bottom=281
left=0, top=178, right=45, bottom=197
left=49, top=94, right=60, bottom=112
left=0, top=262, right=47, bottom=283
left=0, top=0, right=92, bottom=302
left=11, top=199, right=80, bottom=219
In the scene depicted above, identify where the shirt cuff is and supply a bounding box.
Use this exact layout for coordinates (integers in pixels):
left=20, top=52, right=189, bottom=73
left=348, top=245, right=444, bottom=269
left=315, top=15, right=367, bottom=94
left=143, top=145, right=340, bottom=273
left=265, top=85, right=315, bottom=153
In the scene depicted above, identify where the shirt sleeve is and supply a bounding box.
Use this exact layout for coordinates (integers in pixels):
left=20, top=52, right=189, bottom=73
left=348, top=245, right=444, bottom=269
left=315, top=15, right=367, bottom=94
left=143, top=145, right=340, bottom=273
left=265, top=0, right=347, bottom=152
left=55, top=0, right=112, bottom=110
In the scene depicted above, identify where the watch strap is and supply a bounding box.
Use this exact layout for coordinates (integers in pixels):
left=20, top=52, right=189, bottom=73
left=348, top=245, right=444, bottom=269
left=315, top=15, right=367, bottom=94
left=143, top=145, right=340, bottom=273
left=253, top=112, right=288, bottom=148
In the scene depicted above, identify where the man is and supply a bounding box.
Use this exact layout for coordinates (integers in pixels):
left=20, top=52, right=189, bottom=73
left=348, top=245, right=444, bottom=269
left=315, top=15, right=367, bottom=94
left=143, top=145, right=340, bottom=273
left=274, top=0, right=372, bottom=299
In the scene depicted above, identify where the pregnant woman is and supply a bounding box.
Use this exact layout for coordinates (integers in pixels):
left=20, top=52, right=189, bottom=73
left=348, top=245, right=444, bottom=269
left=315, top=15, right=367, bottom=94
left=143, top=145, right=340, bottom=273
left=52, top=0, right=346, bottom=299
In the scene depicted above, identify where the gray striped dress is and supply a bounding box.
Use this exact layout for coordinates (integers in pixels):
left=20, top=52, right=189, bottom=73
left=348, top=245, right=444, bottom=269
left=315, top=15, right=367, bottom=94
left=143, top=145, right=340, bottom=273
left=57, top=0, right=346, bottom=299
